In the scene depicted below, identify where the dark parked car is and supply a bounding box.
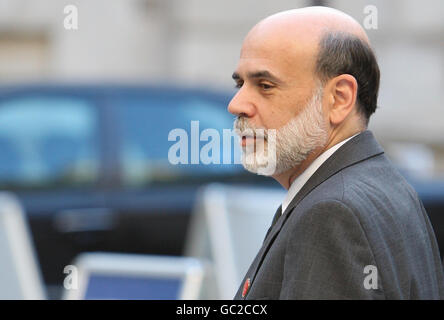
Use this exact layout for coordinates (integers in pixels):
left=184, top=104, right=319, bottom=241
left=405, top=177, right=444, bottom=260
left=0, top=83, right=276, bottom=298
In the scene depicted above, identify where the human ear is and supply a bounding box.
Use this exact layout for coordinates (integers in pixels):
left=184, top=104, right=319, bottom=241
left=327, top=74, right=358, bottom=125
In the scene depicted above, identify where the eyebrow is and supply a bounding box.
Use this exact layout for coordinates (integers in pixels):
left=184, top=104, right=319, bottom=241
left=232, top=70, right=283, bottom=84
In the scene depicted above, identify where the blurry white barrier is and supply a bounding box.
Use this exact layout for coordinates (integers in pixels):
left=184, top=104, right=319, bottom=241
left=63, top=252, right=205, bottom=300
left=0, top=192, right=46, bottom=299
left=185, top=183, right=285, bottom=299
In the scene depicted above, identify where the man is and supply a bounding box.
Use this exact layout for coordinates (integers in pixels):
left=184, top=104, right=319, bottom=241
left=229, top=6, right=444, bottom=299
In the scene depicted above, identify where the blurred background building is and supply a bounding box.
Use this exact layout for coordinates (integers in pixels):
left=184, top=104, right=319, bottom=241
left=0, top=0, right=443, bottom=177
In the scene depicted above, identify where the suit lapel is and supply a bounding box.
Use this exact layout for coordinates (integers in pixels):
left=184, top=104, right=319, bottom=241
left=234, top=204, right=282, bottom=299
left=244, top=131, right=384, bottom=297
left=263, top=205, right=282, bottom=242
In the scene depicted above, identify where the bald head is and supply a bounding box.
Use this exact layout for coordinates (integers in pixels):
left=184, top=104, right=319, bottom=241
left=236, top=6, right=379, bottom=125
left=250, top=6, right=370, bottom=46
left=241, top=7, right=370, bottom=72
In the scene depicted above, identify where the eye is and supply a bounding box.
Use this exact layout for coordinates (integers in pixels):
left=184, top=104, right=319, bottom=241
left=234, top=81, right=243, bottom=89
left=259, top=83, right=273, bottom=90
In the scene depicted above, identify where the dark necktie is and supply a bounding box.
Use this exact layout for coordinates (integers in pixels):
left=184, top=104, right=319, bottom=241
left=263, top=205, right=282, bottom=242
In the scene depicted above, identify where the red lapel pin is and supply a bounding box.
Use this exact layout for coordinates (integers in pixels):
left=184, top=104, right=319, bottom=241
left=242, top=278, right=251, bottom=298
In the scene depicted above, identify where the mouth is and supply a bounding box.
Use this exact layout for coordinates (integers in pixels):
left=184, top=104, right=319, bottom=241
left=241, top=135, right=265, bottom=147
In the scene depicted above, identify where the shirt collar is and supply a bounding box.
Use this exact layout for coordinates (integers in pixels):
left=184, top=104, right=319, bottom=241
left=281, top=133, right=360, bottom=213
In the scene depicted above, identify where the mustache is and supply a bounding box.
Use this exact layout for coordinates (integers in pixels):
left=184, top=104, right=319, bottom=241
left=233, top=117, right=268, bottom=139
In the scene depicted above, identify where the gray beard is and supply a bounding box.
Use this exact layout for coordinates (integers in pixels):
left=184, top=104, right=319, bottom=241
left=234, top=85, right=328, bottom=176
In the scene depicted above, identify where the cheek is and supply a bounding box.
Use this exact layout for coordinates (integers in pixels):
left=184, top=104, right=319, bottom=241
left=269, top=94, right=297, bottom=127
left=256, top=90, right=308, bottom=129
left=260, top=107, right=290, bottom=130
left=275, top=97, right=304, bottom=125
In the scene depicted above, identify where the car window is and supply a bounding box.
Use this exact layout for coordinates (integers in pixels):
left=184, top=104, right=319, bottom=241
left=0, top=96, right=100, bottom=189
left=112, top=92, right=245, bottom=186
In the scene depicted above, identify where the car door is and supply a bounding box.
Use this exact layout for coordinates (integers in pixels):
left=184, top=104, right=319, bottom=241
left=101, top=87, right=250, bottom=258
left=0, top=88, right=111, bottom=292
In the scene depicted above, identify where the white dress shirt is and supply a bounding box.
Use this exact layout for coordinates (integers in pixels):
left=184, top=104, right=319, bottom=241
left=281, top=133, right=360, bottom=214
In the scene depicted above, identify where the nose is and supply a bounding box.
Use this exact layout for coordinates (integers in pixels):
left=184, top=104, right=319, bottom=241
left=227, top=87, right=256, bottom=118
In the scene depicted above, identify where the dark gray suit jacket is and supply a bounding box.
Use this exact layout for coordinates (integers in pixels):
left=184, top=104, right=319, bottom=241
left=234, top=131, right=444, bottom=299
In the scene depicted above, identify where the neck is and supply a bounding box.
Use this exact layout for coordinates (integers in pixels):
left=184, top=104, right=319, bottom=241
left=272, top=126, right=364, bottom=190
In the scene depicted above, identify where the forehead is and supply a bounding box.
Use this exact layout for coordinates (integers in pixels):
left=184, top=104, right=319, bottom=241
left=235, top=27, right=318, bottom=82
